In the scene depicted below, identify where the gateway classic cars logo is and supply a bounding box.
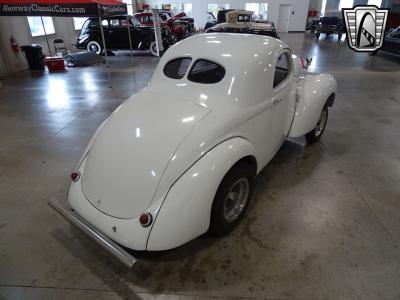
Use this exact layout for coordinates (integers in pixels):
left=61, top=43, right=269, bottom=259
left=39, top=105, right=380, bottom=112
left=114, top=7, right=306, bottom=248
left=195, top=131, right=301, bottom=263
left=342, top=5, right=389, bottom=52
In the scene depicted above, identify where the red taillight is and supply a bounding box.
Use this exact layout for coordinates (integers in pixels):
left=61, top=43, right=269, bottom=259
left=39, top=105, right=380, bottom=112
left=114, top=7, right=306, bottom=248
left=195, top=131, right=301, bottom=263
left=139, top=212, right=152, bottom=227
left=70, top=171, right=81, bottom=182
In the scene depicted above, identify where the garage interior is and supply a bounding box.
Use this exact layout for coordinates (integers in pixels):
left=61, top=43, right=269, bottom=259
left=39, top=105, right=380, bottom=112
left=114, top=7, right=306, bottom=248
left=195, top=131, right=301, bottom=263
left=0, top=0, right=399, bottom=299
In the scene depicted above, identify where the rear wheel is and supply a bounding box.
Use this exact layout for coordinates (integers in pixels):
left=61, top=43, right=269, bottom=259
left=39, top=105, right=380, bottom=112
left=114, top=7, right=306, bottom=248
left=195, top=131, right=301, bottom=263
left=209, top=161, right=255, bottom=236
left=315, top=32, right=320, bottom=39
left=305, top=105, right=328, bottom=143
left=86, top=40, right=102, bottom=55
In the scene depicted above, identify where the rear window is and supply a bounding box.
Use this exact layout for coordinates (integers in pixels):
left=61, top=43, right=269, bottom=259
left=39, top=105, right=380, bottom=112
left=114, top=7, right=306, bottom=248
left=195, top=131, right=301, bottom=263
left=188, top=59, right=225, bottom=84
left=163, top=58, right=192, bottom=79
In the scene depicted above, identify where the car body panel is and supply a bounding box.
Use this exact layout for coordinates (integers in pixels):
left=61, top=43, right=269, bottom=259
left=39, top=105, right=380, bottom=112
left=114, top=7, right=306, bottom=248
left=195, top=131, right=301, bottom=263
left=82, top=91, right=210, bottom=219
left=288, top=73, right=337, bottom=137
left=147, top=137, right=256, bottom=250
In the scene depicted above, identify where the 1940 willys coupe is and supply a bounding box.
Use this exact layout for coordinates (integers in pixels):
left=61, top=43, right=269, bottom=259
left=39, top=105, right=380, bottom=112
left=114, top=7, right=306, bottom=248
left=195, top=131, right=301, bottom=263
left=50, top=33, right=336, bottom=267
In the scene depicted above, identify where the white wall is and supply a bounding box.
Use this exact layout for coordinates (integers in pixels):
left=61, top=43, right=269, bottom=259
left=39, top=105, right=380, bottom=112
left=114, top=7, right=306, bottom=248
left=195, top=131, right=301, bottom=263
left=0, top=16, right=81, bottom=75
left=145, top=0, right=310, bottom=31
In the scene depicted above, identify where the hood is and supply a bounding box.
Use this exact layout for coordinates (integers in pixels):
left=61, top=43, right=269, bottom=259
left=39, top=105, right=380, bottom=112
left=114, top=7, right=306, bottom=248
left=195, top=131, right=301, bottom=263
left=81, top=91, right=210, bottom=219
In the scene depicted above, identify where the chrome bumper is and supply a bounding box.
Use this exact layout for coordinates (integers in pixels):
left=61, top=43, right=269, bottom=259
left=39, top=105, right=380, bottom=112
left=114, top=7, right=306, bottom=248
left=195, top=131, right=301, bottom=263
left=48, top=197, right=137, bottom=268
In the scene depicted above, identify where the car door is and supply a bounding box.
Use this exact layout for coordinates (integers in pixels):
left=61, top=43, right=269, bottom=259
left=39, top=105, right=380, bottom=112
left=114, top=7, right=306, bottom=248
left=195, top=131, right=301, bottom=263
left=107, top=18, right=127, bottom=49
left=268, top=51, right=294, bottom=152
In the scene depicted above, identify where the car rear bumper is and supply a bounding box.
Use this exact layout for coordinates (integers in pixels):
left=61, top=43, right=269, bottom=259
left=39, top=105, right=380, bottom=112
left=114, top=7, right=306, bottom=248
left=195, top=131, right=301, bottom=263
left=48, top=197, right=137, bottom=268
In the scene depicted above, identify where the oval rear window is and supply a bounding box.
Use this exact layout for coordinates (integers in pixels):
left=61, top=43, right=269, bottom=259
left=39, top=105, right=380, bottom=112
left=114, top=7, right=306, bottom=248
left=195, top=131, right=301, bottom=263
left=188, top=59, right=225, bottom=84
left=163, top=58, right=192, bottom=79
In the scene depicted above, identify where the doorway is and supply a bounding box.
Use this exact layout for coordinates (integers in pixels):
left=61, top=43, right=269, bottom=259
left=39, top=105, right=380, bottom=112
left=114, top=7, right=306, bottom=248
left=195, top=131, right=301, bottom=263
left=277, top=4, right=291, bottom=33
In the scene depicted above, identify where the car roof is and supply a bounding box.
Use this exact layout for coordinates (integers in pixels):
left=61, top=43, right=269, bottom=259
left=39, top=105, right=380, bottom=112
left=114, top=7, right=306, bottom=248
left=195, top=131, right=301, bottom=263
left=162, top=33, right=287, bottom=63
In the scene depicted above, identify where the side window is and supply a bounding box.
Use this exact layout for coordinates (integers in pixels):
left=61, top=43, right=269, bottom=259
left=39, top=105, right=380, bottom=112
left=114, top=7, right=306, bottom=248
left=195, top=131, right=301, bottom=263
left=130, top=17, right=141, bottom=27
left=89, top=20, right=99, bottom=28
left=109, top=19, right=120, bottom=27
left=164, top=58, right=192, bottom=79
left=273, top=53, right=289, bottom=88
left=188, top=59, right=226, bottom=84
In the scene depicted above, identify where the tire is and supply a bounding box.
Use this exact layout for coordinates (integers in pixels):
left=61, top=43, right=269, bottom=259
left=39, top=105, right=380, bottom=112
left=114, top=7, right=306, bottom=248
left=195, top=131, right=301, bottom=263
left=338, top=33, right=342, bottom=41
left=315, top=32, right=320, bottom=39
left=209, top=161, right=255, bottom=236
left=370, top=50, right=378, bottom=56
left=305, top=105, right=328, bottom=143
left=86, top=40, right=103, bottom=55
left=149, top=41, right=158, bottom=56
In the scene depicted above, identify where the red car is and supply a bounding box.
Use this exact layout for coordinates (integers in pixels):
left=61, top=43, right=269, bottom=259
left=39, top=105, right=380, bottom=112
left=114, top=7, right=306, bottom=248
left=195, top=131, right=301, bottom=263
left=135, top=12, right=187, bottom=44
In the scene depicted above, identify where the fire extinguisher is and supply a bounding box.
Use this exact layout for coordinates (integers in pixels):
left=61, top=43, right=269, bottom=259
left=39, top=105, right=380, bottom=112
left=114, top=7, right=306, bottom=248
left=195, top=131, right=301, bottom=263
left=10, top=35, right=20, bottom=54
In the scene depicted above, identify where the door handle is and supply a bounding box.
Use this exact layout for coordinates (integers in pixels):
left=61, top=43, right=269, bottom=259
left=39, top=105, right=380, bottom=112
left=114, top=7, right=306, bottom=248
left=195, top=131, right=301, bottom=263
left=272, top=98, right=282, bottom=105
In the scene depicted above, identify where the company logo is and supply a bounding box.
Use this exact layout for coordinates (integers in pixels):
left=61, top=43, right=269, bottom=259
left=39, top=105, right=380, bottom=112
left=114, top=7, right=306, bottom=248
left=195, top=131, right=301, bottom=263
left=342, top=5, right=389, bottom=52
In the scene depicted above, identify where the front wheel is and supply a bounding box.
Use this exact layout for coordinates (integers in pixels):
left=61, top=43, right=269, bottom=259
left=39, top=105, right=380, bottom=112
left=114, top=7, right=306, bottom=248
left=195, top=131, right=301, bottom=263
left=209, top=162, right=255, bottom=236
left=305, top=105, right=328, bottom=143
left=315, top=32, right=321, bottom=39
left=86, top=40, right=103, bottom=55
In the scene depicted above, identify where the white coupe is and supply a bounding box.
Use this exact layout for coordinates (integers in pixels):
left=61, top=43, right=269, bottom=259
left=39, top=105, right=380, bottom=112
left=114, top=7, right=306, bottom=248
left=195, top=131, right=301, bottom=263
left=50, top=33, right=337, bottom=267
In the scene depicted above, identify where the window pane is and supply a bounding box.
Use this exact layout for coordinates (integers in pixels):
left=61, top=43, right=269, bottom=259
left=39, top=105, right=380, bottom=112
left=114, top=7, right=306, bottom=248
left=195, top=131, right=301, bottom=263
left=73, top=17, right=87, bottom=30
left=188, top=59, right=225, bottom=84
left=245, top=3, right=268, bottom=20
left=368, top=0, right=381, bottom=7
left=121, top=0, right=134, bottom=15
left=207, top=4, right=231, bottom=20
left=27, top=17, right=55, bottom=37
left=273, top=54, right=289, bottom=87
left=110, top=19, right=120, bottom=27
left=164, top=58, right=192, bottom=79
left=184, top=3, right=193, bottom=17
left=171, top=3, right=184, bottom=15
left=338, top=0, right=354, bottom=10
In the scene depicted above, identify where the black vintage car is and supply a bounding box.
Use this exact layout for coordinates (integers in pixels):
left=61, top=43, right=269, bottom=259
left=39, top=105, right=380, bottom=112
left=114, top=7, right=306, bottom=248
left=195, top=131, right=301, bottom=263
left=75, top=15, right=171, bottom=56
left=371, top=27, right=400, bottom=57
left=315, top=17, right=344, bottom=40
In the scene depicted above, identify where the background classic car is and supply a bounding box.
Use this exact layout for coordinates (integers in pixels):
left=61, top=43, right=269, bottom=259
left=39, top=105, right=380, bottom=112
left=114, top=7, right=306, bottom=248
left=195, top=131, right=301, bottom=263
left=205, top=10, right=279, bottom=38
left=50, top=33, right=337, bottom=267
left=75, top=15, right=172, bottom=56
left=371, top=26, right=400, bottom=57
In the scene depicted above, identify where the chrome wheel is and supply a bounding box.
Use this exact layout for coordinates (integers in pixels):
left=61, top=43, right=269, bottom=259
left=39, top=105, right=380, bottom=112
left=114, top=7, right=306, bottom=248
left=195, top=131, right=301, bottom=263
left=223, top=178, right=250, bottom=222
left=149, top=41, right=158, bottom=56
left=87, top=41, right=101, bottom=55
left=315, top=108, right=327, bottom=137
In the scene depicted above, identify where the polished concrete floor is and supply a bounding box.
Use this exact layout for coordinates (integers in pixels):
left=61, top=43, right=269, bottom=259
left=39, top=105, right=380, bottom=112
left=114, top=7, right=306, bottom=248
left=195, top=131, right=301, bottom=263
left=0, top=33, right=399, bottom=300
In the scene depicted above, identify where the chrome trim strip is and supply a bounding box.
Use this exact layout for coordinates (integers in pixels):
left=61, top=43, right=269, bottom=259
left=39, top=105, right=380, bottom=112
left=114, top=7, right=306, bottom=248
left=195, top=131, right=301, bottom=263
left=48, top=197, right=137, bottom=268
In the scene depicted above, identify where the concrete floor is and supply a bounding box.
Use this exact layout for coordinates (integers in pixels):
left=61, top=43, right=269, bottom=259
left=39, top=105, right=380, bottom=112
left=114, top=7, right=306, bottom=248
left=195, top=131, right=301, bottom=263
left=0, top=33, right=399, bottom=300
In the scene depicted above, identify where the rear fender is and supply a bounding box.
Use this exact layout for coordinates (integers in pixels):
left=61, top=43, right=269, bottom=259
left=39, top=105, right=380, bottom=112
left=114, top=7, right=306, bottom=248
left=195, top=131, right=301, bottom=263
left=147, top=137, right=256, bottom=251
left=288, top=73, right=337, bottom=138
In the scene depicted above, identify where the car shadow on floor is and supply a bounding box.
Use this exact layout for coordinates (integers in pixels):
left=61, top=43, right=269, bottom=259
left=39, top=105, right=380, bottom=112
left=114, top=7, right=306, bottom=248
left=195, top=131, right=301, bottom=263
left=50, top=138, right=324, bottom=297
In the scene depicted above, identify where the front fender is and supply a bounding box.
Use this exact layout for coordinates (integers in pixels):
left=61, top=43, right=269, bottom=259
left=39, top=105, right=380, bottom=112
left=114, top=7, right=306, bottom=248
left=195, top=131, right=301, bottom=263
left=147, top=137, right=256, bottom=251
left=288, top=73, right=337, bottom=138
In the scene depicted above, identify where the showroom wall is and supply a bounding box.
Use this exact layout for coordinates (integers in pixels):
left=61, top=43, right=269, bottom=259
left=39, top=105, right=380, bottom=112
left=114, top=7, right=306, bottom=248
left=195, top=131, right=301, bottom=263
left=0, top=16, right=80, bottom=75
left=145, top=0, right=310, bottom=32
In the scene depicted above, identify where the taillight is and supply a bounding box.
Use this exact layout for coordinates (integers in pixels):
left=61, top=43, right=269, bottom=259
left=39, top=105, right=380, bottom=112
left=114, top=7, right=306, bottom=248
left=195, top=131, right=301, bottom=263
left=70, top=171, right=81, bottom=182
left=139, top=212, right=153, bottom=227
